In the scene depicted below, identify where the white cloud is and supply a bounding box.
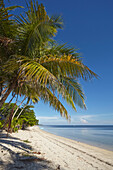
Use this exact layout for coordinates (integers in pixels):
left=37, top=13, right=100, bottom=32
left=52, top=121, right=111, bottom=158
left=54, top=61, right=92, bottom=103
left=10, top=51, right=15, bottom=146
left=37, top=116, right=70, bottom=125
left=80, top=118, right=88, bottom=124
left=80, top=115, right=94, bottom=119
left=37, top=116, right=58, bottom=120
left=37, top=113, right=113, bottom=125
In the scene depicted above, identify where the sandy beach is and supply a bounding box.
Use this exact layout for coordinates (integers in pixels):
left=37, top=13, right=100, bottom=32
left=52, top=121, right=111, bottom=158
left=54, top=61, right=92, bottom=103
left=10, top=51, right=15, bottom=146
left=0, top=126, right=113, bottom=170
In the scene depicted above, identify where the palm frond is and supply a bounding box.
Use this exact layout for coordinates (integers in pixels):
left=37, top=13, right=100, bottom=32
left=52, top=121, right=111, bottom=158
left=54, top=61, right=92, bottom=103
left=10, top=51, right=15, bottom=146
left=39, top=86, right=70, bottom=119
left=15, top=0, right=63, bottom=55
left=0, top=0, right=98, bottom=119
left=40, top=54, right=98, bottom=80
left=0, top=1, right=23, bottom=38
left=60, top=77, right=86, bottom=109
left=18, top=59, right=78, bottom=112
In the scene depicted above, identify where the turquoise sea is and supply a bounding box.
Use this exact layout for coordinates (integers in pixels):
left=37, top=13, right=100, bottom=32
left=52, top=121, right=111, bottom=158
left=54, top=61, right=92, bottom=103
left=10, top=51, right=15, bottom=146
left=39, top=125, right=113, bottom=151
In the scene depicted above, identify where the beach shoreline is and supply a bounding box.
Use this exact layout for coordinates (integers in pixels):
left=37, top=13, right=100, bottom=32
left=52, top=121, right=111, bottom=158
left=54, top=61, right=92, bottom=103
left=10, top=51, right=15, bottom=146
left=39, top=126, right=113, bottom=152
left=40, top=125, right=113, bottom=152
left=0, top=126, right=113, bottom=170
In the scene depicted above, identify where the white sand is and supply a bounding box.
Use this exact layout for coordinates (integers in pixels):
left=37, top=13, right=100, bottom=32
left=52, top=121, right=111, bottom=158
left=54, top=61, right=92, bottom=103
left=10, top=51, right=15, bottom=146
left=0, top=126, right=113, bottom=170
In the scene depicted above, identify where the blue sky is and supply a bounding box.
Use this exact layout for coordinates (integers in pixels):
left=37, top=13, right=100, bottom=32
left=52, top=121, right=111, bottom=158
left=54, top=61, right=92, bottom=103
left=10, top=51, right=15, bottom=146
left=5, top=0, right=113, bottom=125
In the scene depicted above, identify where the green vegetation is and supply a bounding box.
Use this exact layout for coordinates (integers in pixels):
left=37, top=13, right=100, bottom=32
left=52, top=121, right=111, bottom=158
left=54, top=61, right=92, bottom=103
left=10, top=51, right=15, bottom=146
left=0, top=0, right=97, bottom=132
left=0, top=103, right=39, bottom=132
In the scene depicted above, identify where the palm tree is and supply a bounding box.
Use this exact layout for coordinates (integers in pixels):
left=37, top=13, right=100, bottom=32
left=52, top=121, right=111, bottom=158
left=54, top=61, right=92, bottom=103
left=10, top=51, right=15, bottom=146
left=0, top=0, right=23, bottom=107
left=0, top=0, right=97, bottom=120
left=16, top=105, right=34, bottom=120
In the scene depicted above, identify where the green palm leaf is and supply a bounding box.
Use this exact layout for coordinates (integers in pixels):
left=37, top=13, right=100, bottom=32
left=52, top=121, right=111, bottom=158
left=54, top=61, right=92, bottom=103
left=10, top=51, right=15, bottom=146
left=60, top=77, right=86, bottom=109
left=15, top=0, right=63, bottom=56
left=0, top=0, right=98, bottom=120
left=41, top=54, right=98, bottom=80
left=39, top=86, right=70, bottom=119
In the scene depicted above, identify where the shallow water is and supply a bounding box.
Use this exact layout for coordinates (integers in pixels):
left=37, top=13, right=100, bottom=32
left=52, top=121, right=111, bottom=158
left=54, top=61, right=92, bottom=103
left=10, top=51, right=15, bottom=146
left=39, top=125, right=113, bottom=151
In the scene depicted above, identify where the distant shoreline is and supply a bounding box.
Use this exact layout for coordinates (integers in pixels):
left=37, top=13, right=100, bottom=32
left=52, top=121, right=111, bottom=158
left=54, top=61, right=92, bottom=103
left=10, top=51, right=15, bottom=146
left=39, top=124, right=113, bottom=126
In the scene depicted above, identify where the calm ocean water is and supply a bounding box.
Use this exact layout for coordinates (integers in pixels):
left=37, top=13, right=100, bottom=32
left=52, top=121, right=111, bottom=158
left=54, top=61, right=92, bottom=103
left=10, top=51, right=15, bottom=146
left=39, top=125, right=113, bottom=151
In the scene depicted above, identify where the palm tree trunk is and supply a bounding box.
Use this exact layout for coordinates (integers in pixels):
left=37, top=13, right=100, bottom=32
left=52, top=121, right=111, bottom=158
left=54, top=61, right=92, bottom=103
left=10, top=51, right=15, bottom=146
left=0, top=87, right=8, bottom=99
left=0, top=82, right=16, bottom=109
left=0, top=93, right=15, bottom=115
left=7, top=97, right=18, bottom=133
left=7, top=105, right=15, bottom=133
left=2, top=95, right=17, bottom=131
left=16, top=104, right=27, bottom=119
left=12, top=96, right=26, bottom=120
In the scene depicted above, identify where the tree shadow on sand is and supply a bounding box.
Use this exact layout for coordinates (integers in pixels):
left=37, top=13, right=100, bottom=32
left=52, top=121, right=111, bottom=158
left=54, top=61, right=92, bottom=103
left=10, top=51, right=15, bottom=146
left=0, top=132, right=58, bottom=170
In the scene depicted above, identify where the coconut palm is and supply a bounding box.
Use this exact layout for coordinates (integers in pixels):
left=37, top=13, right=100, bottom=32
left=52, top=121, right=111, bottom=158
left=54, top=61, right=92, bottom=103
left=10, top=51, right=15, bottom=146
left=0, top=0, right=23, bottom=105
left=0, top=0, right=97, bottom=120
